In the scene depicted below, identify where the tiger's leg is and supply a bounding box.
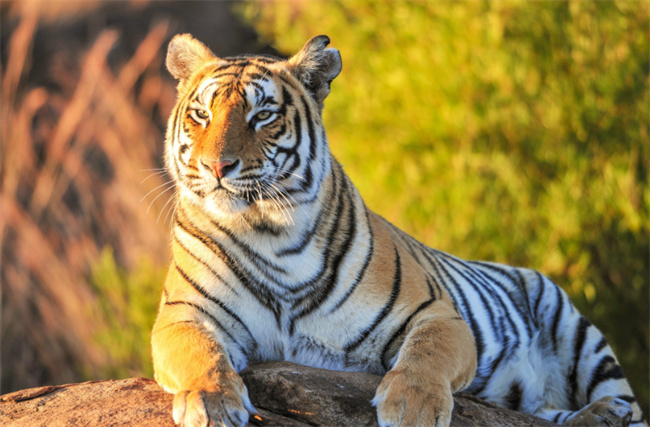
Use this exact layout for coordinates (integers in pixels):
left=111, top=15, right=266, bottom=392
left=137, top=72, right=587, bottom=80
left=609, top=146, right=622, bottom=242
left=527, top=275, right=645, bottom=426
left=536, top=397, right=634, bottom=426
left=151, top=275, right=255, bottom=427
left=372, top=304, right=477, bottom=427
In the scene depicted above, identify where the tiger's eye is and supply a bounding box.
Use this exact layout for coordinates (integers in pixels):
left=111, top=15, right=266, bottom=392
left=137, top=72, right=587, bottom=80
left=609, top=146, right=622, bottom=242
left=255, top=111, right=272, bottom=120
left=196, top=109, right=209, bottom=119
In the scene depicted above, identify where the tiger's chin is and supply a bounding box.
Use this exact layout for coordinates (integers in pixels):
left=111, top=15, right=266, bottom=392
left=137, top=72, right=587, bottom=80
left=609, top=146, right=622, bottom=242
left=187, top=193, right=296, bottom=232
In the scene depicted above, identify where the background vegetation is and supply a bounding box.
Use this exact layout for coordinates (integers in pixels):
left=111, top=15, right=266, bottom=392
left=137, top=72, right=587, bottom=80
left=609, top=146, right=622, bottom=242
left=2, top=0, right=647, bottom=417
left=239, top=0, right=649, bottom=413
left=1, top=0, right=267, bottom=393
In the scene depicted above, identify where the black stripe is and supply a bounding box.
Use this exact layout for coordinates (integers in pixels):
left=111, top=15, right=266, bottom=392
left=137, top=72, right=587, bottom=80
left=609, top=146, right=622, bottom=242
left=328, top=206, right=375, bottom=312
left=430, top=275, right=444, bottom=302
left=245, top=72, right=272, bottom=83
left=594, top=336, right=608, bottom=353
left=173, top=235, right=240, bottom=297
left=462, top=262, right=526, bottom=345
left=275, top=202, right=329, bottom=257
left=266, top=87, right=301, bottom=182
left=277, top=72, right=305, bottom=95
left=431, top=251, right=524, bottom=394
left=287, top=169, right=357, bottom=333
left=477, top=263, right=535, bottom=338
left=532, top=271, right=546, bottom=325
left=568, top=316, right=591, bottom=408
left=380, top=297, right=436, bottom=371
left=174, top=263, right=258, bottom=351
left=303, top=96, right=318, bottom=162
left=484, top=317, right=510, bottom=388
left=208, top=219, right=288, bottom=275
left=550, top=283, right=565, bottom=353
left=212, top=63, right=242, bottom=73
left=213, top=72, right=247, bottom=80
left=423, top=250, right=485, bottom=392
left=164, top=300, right=240, bottom=349
left=616, top=395, right=636, bottom=404
left=586, top=355, right=625, bottom=401
left=381, top=275, right=438, bottom=370
left=172, top=100, right=188, bottom=178
left=437, top=255, right=502, bottom=340
left=268, top=122, right=288, bottom=141
left=246, top=80, right=267, bottom=94
left=175, top=211, right=281, bottom=322
left=220, top=57, right=277, bottom=67
left=344, top=245, right=402, bottom=353
left=505, top=381, right=523, bottom=410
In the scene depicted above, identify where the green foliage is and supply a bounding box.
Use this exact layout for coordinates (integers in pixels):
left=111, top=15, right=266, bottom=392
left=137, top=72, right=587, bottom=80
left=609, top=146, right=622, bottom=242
left=89, top=248, right=165, bottom=380
left=239, top=0, right=649, bottom=413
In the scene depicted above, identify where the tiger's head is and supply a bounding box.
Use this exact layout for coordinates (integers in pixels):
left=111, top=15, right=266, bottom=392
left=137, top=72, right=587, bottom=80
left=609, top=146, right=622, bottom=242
left=164, top=34, right=342, bottom=227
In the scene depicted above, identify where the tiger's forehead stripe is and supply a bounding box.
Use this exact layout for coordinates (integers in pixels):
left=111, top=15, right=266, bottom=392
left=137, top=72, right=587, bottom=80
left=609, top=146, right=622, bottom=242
left=194, top=80, right=219, bottom=106
left=187, top=64, right=286, bottom=114
left=201, top=72, right=298, bottom=116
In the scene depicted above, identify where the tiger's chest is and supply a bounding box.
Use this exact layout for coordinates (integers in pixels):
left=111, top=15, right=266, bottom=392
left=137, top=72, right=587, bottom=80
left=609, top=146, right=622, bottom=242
left=245, top=307, right=387, bottom=375
left=206, top=239, right=388, bottom=373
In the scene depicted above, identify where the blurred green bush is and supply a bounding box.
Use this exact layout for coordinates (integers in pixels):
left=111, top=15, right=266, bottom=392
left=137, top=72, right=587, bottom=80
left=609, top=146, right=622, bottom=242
left=238, top=0, right=649, bottom=413
left=89, top=248, right=164, bottom=380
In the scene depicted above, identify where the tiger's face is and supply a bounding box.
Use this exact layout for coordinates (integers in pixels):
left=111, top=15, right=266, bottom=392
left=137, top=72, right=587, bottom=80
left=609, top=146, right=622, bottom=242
left=165, top=34, right=342, bottom=226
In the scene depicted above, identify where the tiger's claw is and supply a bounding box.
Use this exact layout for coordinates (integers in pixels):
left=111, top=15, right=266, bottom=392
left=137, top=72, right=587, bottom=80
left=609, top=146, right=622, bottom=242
left=372, top=369, right=453, bottom=427
left=172, top=386, right=255, bottom=427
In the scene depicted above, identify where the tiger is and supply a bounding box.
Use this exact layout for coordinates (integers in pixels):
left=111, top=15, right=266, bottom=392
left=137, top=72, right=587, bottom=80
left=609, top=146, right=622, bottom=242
left=151, top=33, right=645, bottom=427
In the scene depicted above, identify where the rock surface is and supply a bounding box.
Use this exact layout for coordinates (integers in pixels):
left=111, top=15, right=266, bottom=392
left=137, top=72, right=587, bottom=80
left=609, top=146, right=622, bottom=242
left=0, top=361, right=556, bottom=426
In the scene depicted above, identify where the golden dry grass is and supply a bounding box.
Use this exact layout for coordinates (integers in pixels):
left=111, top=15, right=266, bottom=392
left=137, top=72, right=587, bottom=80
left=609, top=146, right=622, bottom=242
left=1, top=3, right=175, bottom=391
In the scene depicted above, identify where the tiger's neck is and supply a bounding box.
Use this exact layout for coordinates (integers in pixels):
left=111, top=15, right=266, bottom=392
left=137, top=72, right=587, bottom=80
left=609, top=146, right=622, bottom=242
left=173, top=156, right=349, bottom=259
left=171, top=157, right=372, bottom=313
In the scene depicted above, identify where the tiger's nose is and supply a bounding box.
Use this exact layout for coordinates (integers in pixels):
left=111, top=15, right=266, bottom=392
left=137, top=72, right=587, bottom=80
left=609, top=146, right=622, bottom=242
left=201, top=158, right=239, bottom=179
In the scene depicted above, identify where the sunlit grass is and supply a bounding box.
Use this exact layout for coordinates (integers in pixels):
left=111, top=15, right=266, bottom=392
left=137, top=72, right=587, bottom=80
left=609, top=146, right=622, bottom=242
left=89, top=248, right=165, bottom=380
left=239, top=0, right=649, bottom=413
left=1, top=7, right=172, bottom=391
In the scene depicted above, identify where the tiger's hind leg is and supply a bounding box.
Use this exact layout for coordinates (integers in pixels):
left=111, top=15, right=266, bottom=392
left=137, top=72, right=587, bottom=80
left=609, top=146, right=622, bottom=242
left=564, top=396, right=633, bottom=427
left=553, top=319, right=646, bottom=426
left=526, top=272, right=646, bottom=426
left=535, top=397, right=633, bottom=426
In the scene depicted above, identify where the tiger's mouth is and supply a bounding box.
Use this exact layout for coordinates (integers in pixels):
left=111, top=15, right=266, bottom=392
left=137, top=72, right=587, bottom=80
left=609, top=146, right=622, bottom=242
left=208, top=179, right=242, bottom=198
left=175, top=160, right=300, bottom=225
left=182, top=175, right=291, bottom=216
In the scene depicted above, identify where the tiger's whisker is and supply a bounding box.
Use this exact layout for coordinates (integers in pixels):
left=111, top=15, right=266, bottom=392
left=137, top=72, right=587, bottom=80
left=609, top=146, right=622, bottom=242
left=146, top=182, right=176, bottom=214
left=157, top=187, right=178, bottom=225
left=140, top=180, right=175, bottom=203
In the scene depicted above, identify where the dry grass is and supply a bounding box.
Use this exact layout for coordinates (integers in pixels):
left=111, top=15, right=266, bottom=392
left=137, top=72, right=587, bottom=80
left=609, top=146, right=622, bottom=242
left=1, top=0, right=273, bottom=393
left=1, top=3, right=176, bottom=392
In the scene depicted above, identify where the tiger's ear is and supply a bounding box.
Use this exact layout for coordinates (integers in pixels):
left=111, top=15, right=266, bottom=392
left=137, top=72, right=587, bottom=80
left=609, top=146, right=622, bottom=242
left=287, top=35, right=342, bottom=108
left=166, top=34, right=215, bottom=83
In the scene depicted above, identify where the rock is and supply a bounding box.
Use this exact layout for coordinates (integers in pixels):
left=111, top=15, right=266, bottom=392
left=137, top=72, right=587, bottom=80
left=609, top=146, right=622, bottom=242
left=241, top=362, right=381, bottom=426
left=0, top=362, right=556, bottom=426
left=0, top=377, right=174, bottom=427
left=241, top=362, right=557, bottom=427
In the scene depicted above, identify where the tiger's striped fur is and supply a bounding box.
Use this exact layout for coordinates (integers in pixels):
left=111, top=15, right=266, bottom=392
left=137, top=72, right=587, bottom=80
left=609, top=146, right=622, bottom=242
left=152, top=34, right=645, bottom=427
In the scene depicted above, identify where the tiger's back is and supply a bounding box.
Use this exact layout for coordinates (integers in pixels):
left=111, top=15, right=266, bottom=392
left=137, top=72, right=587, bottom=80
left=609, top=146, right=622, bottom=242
left=152, top=34, right=645, bottom=427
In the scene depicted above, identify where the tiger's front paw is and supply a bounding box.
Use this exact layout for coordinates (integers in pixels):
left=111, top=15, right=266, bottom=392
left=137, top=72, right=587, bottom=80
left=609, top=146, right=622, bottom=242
left=172, top=385, right=255, bottom=427
left=372, top=369, right=453, bottom=427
